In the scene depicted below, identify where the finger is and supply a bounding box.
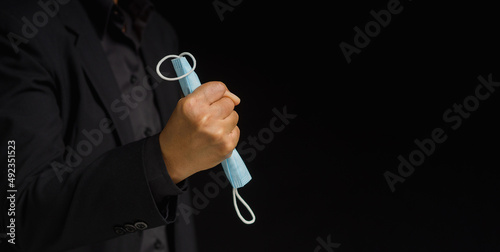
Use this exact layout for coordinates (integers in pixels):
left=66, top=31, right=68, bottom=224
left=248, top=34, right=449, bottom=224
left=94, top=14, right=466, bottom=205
left=210, top=97, right=235, bottom=119
left=228, top=125, right=240, bottom=149
left=191, top=81, right=227, bottom=105
left=221, top=110, right=239, bottom=134
left=222, top=126, right=241, bottom=160
left=223, top=90, right=240, bottom=106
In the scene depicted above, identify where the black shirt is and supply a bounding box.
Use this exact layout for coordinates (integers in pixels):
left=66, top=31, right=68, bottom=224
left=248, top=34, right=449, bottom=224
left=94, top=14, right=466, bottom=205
left=101, top=1, right=161, bottom=141
left=83, top=0, right=174, bottom=251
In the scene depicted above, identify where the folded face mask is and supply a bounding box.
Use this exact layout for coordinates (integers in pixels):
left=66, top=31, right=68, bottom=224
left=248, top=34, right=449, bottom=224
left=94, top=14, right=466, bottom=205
left=156, top=52, right=255, bottom=224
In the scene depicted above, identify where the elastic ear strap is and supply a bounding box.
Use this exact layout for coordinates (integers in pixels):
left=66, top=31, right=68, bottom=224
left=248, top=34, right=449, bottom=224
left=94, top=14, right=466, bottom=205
left=156, top=52, right=197, bottom=81
left=232, top=188, right=256, bottom=224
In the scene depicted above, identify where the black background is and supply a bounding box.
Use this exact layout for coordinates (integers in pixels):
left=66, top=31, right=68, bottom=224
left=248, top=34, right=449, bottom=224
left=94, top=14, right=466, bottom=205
left=155, top=1, right=500, bottom=251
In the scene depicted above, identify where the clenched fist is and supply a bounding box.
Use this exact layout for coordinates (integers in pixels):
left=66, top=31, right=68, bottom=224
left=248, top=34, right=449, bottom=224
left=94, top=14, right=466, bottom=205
left=159, top=81, right=241, bottom=183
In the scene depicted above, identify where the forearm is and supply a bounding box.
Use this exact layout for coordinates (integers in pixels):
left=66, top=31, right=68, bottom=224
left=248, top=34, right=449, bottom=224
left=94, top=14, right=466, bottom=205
left=13, top=137, right=183, bottom=251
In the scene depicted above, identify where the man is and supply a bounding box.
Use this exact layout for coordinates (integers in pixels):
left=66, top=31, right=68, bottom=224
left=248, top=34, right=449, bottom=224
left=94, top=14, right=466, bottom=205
left=0, top=0, right=241, bottom=251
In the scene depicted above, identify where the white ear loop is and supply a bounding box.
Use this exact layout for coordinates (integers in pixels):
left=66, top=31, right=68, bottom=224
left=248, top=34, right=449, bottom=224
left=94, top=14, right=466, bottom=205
left=233, top=188, right=256, bottom=224
left=156, top=52, right=197, bottom=81
left=157, top=52, right=256, bottom=225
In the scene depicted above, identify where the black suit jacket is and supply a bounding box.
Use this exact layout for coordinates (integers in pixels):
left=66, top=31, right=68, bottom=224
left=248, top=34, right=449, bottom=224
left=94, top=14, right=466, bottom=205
left=0, top=0, right=196, bottom=251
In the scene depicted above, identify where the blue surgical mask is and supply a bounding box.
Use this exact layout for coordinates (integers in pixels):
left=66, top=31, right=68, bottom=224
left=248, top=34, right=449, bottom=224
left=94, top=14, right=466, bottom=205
left=156, top=52, right=255, bottom=224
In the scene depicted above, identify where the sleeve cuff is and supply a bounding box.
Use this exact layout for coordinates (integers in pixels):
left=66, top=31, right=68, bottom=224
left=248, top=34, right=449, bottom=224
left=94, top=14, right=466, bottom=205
left=142, top=134, right=188, bottom=219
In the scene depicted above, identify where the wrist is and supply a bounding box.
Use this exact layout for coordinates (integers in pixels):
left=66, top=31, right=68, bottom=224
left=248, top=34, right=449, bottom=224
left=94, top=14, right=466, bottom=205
left=159, top=132, right=187, bottom=184
left=162, top=154, right=185, bottom=184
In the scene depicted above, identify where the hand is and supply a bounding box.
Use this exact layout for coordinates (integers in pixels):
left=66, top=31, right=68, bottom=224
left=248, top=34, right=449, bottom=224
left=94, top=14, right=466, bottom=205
left=159, top=81, right=241, bottom=184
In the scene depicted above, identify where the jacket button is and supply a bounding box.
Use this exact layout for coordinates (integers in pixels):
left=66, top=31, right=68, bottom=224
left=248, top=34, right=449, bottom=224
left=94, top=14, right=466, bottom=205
left=154, top=239, right=163, bottom=249
left=130, top=74, right=138, bottom=84
left=144, top=127, right=153, bottom=137
left=124, top=224, right=137, bottom=233
left=134, top=221, right=148, bottom=230
left=114, top=227, right=126, bottom=235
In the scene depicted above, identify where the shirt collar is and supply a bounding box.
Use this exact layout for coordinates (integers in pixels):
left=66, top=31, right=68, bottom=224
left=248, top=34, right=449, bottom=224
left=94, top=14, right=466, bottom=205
left=80, top=0, right=153, bottom=40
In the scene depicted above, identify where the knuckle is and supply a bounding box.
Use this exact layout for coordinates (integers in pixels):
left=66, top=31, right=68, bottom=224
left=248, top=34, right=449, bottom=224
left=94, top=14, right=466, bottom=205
left=211, top=81, right=226, bottom=90
left=180, top=97, right=207, bottom=124
left=219, top=138, right=235, bottom=156
left=178, top=97, right=194, bottom=113
left=212, top=128, right=225, bottom=141
left=192, top=116, right=208, bottom=131
left=207, top=81, right=227, bottom=95
left=233, top=126, right=241, bottom=139
left=207, top=129, right=233, bottom=156
left=233, top=110, right=239, bottom=122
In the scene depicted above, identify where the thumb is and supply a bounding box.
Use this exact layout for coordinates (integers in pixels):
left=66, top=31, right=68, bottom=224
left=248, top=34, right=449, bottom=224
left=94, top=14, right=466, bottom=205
left=195, top=81, right=240, bottom=105
left=224, top=89, right=241, bottom=106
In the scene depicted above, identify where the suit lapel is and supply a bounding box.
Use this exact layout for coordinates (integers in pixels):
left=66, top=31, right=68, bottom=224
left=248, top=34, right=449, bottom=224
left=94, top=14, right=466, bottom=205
left=140, top=12, right=181, bottom=126
left=59, top=1, right=135, bottom=144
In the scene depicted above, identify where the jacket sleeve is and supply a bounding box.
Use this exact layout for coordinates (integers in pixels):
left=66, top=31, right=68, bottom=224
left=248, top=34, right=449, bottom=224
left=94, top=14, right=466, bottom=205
left=0, top=12, right=183, bottom=252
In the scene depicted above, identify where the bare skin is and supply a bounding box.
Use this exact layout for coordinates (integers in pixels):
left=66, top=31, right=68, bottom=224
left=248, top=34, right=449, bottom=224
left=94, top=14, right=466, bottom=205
left=110, top=1, right=238, bottom=184
left=160, top=82, right=241, bottom=183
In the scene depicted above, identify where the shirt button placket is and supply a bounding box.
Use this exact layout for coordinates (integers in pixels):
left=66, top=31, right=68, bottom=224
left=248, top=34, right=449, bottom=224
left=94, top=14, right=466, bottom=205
left=154, top=239, right=163, bottom=250
left=130, top=74, right=138, bottom=84
left=144, top=127, right=152, bottom=137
